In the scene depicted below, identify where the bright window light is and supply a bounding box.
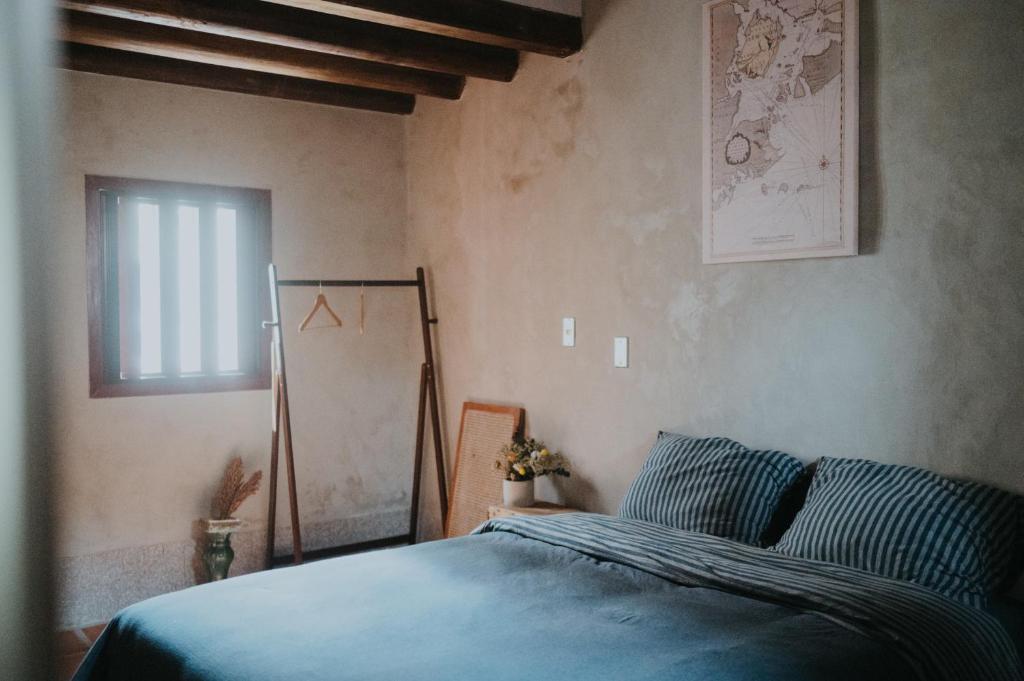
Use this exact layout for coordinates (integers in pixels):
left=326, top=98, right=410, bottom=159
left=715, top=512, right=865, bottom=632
left=216, top=207, right=239, bottom=373
left=137, top=202, right=162, bottom=376
left=88, top=178, right=270, bottom=397
left=178, top=205, right=202, bottom=374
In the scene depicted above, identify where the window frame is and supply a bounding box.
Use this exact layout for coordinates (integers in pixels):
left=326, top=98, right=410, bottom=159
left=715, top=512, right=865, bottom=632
left=85, top=175, right=272, bottom=398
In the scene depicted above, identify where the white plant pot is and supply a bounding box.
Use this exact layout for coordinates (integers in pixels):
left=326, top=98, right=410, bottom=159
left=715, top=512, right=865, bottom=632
left=503, top=479, right=535, bottom=507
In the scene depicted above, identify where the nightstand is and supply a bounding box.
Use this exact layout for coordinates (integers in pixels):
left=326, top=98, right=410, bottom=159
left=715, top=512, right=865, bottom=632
left=487, top=502, right=580, bottom=519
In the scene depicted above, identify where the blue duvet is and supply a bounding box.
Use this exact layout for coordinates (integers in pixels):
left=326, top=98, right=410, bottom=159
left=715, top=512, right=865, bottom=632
left=75, top=514, right=1021, bottom=681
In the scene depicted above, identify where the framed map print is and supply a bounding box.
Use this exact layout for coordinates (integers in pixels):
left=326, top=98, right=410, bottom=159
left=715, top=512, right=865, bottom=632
left=703, top=0, right=858, bottom=264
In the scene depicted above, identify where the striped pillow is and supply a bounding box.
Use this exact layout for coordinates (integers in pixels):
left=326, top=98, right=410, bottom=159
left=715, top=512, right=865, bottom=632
left=618, top=434, right=804, bottom=546
left=771, top=457, right=1023, bottom=607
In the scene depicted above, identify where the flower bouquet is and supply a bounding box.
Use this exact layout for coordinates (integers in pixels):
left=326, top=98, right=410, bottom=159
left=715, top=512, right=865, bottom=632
left=495, top=436, right=569, bottom=507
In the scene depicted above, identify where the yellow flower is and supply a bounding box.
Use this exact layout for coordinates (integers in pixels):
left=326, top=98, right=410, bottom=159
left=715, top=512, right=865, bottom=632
left=514, top=464, right=527, bottom=476
left=540, top=449, right=550, bottom=457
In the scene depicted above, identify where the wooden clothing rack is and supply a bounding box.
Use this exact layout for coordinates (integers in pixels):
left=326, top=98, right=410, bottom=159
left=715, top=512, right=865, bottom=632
left=262, top=263, right=448, bottom=568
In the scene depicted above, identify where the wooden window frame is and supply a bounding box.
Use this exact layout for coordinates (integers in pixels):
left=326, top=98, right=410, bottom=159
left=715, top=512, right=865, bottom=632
left=86, top=175, right=272, bottom=398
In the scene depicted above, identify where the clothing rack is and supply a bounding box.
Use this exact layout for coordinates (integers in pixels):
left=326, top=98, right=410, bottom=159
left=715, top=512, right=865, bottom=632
left=262, top=263, right=448, bottom=568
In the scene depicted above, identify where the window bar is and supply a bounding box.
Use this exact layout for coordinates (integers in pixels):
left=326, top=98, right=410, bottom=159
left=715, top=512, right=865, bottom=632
left=117, top=196, right=141, bottom=381
left=159, top=200, right=180, bottom=378
left=137, top=202, right=162, bottom=376
left=235, top=205, right=257, bottom=375
left=100, top=191, right=121, bottom=384
left=215, top=207, right=239, bottom=373
left=178, top=205, right=202, bottom=375
left=199, top=202, right=219, bottom=376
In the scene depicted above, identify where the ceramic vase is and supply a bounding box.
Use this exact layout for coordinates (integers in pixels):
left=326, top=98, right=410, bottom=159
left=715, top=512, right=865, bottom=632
left=203, top=518, right=242, bottom=581
left=503, top=479, right=535, bottom=507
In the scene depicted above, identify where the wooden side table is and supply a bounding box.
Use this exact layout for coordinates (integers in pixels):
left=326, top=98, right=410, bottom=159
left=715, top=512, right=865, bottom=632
left=487, top=502, right=580, bottom=520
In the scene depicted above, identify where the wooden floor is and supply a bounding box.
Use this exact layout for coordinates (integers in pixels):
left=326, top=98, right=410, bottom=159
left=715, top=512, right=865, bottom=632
left=56, top=624, right=105, bottom=681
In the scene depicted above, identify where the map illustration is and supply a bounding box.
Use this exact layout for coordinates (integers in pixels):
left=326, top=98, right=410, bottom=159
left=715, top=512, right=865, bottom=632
left=703, top=0, right=857, bottom=263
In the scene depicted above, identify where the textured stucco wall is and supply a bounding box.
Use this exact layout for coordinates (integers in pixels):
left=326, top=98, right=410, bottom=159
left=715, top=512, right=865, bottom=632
left=55, top=71, right=415, bottom=625
left=405, top=0, right=1024, bottom=523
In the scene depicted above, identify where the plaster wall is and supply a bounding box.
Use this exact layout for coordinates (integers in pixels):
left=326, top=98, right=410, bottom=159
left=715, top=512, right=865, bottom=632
left=55, top=71, right=416, bottom=625
left=404, top=0, right=1024, bottom=520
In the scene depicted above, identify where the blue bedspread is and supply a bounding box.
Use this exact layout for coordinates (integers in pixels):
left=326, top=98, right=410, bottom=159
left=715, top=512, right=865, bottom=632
left=75, top=514, right=1021, bottom=681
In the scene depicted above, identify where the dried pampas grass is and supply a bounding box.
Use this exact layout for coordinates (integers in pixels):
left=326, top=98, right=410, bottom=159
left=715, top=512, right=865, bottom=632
left=212, top=457, right=263, bottom=520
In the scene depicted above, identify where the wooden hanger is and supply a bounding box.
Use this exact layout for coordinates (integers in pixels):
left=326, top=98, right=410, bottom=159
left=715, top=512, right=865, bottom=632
left=298, top=282, right=343, bottom=331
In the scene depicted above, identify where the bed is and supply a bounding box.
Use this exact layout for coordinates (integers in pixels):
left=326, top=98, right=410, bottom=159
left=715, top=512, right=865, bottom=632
left=74, top=513, right=1021, bottom=681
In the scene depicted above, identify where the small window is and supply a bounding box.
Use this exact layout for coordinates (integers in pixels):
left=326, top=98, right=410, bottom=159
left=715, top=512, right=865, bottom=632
left=86, top=176, right=271, bottom=397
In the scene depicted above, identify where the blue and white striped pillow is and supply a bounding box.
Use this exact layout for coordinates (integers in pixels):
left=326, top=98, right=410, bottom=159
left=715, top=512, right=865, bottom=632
left=619, top=434, right=804, bottom=546
left=771, top=457, right=1023, bottom=607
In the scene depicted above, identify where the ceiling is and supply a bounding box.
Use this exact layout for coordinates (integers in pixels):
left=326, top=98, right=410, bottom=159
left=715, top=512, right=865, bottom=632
left=58, top=0, right=584, bottom=115
left=503, top=0, right=581, bottom=15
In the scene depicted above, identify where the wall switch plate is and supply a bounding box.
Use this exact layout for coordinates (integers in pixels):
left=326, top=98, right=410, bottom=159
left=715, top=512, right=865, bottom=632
left=562, top=317, right=575, bottom=347
left=614, top=337, right=629, bottom=368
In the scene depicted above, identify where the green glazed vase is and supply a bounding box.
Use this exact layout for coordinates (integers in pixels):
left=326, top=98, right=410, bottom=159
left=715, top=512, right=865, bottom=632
left=203, top=518, right=242, bottom=581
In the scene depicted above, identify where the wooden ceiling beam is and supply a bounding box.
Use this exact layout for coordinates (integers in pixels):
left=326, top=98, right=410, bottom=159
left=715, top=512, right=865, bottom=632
left=62, top=43, right=415, bottom=114
left=61, top=9, right=464, bottom=99
left=61, top=0, right=518, bottom=82
left=262, top=0, right=583, bottom=57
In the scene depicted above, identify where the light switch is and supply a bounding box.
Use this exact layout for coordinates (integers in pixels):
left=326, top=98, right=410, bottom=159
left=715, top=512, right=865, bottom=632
left=614, top=337, right=629, bottom=368
left=562, top=317, right=576, bottom=347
